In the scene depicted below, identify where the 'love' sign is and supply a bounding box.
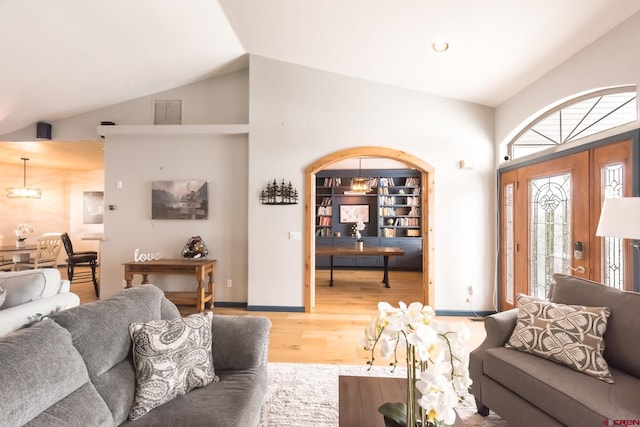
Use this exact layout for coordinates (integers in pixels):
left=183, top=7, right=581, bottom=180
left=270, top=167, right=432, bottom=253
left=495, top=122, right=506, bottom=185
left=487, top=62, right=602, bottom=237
left=134, top=248, right=161, bottom=262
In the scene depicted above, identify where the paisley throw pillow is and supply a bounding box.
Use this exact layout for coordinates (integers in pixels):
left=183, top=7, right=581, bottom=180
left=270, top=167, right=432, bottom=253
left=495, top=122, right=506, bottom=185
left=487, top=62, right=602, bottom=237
left=128, top=311, right=218, bottom=420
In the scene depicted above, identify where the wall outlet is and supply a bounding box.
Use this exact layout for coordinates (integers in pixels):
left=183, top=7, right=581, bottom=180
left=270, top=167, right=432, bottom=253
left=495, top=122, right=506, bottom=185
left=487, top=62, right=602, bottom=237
left=289, top=232, right=302, bottom=240
left=227, top=279, right=232, bottom=288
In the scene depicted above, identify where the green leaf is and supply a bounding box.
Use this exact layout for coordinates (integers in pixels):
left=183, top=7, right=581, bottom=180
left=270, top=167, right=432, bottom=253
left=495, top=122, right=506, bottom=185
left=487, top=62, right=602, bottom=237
left=378, top=402, right=407, bottom=426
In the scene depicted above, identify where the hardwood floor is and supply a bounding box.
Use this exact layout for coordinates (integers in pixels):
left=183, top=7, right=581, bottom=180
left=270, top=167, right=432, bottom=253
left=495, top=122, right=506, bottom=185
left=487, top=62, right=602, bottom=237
left=67, top=267, right=486, bottom=365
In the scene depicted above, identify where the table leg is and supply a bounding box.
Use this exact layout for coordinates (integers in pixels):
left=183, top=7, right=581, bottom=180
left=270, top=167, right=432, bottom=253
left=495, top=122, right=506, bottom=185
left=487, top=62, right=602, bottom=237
left=382, top=256, right=391, bottom=288
left=196, top=281, right=205, bottom=313
left=329, top=255, right=334, bottom=287
left=207, top=271, right=214, bottom=311
left=141, top=274, right=149, bottom=285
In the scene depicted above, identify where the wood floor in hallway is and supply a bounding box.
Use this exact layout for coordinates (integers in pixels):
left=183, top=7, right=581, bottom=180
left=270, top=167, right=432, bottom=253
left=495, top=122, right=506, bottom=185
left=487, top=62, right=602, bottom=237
left=68, top=267, right=486, bottom=365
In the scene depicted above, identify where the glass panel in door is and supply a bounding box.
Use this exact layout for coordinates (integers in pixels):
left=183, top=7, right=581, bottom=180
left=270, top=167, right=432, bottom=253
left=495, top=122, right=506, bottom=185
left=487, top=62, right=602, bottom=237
left=529, top=173, right=572, bottom=299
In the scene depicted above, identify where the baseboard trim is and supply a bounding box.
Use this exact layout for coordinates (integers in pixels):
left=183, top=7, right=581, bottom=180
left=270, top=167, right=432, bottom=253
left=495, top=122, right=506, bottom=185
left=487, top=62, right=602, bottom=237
left=213, top=301, right=247, bottom=309
left=435, top=309, right=496, bottom=318
left=246, top=305, right=305, bottom=312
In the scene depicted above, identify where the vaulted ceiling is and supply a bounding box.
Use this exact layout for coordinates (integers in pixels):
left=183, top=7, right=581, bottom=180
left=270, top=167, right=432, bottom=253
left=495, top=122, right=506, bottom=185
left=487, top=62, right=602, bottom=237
left=1, top=0, right=640, bottom=169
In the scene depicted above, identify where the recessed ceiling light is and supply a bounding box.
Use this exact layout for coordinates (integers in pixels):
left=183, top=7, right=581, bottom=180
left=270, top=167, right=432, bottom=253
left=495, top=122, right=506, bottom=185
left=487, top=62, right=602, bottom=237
left=432, top=39, right=449, bottom=52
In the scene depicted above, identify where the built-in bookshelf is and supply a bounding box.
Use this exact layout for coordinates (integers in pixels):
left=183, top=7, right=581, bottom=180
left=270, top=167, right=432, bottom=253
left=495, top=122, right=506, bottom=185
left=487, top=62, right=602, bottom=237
left=315, top=169, right=422, bottom=270
left=377, top=175, right=421, bottom=238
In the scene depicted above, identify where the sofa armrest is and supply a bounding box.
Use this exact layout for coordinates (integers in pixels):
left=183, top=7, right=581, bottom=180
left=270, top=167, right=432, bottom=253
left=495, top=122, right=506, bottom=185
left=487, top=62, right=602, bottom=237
left=469, top=308, right=518, bottom=408
left=481, top=308, right=518, bottom=348
left=0, top=292, right=80, bottom=337
left=210, top=315, right=271, bottom=371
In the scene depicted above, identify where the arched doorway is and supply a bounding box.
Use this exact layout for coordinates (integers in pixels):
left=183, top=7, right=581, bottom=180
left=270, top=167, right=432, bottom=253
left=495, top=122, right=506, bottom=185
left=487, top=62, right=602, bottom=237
left=304, top=146, right=435, bottom=312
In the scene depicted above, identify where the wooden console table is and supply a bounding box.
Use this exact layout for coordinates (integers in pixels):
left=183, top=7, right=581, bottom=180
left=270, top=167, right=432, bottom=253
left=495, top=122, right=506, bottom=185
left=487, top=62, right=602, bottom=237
left=315, top=246, right=405, bottom=287
left=123, top=259, right=216, bottom=312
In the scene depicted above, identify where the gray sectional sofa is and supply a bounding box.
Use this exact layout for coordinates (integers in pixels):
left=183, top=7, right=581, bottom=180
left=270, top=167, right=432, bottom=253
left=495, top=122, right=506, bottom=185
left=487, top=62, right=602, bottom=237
left=0, top=284, right=271, bottom=427
left=469, top=273, right=640, bottom=426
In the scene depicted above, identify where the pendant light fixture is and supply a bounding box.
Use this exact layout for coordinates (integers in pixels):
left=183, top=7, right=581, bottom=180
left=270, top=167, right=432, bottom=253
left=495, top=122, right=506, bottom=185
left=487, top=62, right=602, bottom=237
left=7, top=158, right=42, bottom=198
left=349, top=157, right=371, bottom=194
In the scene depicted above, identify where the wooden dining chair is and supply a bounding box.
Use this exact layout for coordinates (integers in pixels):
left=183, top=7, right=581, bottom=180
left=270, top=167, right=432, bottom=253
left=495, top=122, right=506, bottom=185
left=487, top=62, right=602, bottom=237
left=13, top=234, right=63, bottom=270
left=61, top=232, right=99, bottom=297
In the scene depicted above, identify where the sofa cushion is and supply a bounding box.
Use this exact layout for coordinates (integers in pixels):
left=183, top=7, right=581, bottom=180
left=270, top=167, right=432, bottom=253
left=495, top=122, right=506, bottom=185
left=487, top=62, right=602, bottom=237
left=51, top=285, right=167, bottom=380
left=484, top=347, right=640, bottom=424
left=505, top=293, right=612, bottom=383
left=119, top=367, right=269, bottom=427
left=128, top=311, right=218, bottom=421
left=0, top=319, right=111, bottom=426
left=551, top=273, right=640, bottom=377
left=24, top=382, right=115, bottom=427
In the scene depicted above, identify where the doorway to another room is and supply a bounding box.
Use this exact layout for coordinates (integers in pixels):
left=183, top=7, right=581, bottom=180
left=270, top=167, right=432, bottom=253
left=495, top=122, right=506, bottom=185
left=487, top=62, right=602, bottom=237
left=303, top=146, right=435, bottom=313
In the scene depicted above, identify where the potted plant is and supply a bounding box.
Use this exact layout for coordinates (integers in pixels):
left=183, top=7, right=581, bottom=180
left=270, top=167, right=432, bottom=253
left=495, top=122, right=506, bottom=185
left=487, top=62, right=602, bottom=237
left=14, top=223, right=33, bottom=248
left=362, top=301, right=472, bottom=427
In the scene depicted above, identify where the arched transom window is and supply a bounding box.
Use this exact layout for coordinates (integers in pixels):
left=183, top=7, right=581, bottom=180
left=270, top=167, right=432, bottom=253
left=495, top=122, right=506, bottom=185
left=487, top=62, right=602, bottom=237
left=508, top=86, right=637, bottom=160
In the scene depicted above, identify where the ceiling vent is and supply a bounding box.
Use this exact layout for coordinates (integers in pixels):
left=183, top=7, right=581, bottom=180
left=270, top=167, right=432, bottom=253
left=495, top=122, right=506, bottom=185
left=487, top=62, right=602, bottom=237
left=153, top=100, right=182, bottom=125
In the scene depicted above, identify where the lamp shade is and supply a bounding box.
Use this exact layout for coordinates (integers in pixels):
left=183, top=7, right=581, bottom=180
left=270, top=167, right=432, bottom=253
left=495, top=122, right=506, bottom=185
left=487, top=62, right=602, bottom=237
left=596, top=197, right=640, bottom=239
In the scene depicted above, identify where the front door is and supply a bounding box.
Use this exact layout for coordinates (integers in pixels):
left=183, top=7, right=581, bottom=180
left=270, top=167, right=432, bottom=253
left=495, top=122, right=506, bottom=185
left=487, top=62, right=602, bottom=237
left=499, top=139, right=633, bottom=311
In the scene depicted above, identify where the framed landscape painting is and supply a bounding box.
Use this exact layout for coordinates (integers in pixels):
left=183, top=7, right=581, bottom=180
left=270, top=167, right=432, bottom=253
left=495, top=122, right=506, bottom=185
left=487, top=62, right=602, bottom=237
left=151, top=180, right=209, bottom=220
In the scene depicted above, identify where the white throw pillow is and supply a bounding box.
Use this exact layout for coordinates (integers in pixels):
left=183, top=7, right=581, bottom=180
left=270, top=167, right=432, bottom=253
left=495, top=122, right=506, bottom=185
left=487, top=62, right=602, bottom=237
left=128, top=312, right=218, bottom=420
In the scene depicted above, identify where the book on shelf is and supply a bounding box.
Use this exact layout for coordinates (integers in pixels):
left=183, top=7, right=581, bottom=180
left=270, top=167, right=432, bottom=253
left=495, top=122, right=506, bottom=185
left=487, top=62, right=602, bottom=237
left=379, top=177, right=396, bottom=187
left=405, top=177, right=419, bottom=187
left=380, top=195, right=396, bottom=205
left=318, top=216, right=332, bottom=226
left=317, top=206, right=332, bottom=216
left=319, top=197, right=332, bottom=206
left=316, top=228, right=332, bottom=237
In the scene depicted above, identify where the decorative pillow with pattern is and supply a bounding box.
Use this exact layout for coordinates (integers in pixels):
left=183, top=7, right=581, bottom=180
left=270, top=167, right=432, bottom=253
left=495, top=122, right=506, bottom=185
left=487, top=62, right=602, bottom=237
left=0, top=286, right=5, bottom=309
left=505, top=294, right=613, bottom=383
left=128, top=311, right=218, bottom=420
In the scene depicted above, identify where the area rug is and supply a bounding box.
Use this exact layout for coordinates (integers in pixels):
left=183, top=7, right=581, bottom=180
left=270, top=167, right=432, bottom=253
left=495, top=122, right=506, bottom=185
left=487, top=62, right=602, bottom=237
left=260, top=362, right=508, bottom=427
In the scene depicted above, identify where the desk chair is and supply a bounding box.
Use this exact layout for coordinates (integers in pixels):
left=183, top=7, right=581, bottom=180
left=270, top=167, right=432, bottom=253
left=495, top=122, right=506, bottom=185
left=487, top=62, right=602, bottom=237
left=61, top=232, right=99, bottom=297
left=14, top=234, right=63, bottom=271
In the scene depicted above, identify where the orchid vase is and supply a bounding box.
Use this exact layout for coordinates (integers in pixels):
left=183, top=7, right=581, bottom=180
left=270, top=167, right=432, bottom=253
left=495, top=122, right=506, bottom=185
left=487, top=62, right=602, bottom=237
left=362, top=302, right=472, bottom=427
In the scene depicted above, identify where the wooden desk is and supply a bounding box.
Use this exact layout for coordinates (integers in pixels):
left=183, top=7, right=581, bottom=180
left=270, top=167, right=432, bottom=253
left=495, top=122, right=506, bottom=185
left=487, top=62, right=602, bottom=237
left=123, top=259, right=216, bottom=312
left=339, top=376, right=463, bottom=427
left=315, top=246, right=405, bottom=288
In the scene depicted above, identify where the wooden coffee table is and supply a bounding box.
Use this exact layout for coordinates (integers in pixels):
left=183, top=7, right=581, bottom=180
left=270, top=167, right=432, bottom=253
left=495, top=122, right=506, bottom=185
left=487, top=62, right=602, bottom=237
left=338, top=376, right=464, bottom=427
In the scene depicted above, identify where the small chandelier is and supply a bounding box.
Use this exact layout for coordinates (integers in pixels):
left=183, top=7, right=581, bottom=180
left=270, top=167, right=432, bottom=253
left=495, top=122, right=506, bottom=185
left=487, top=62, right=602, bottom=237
left=350, top=158, right=371, bottom=194
left=7, top=158, right=42, bottom=199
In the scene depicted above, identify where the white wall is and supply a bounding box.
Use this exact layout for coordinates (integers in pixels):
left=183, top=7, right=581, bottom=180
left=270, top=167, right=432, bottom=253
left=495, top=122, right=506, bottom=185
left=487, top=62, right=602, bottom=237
left=94, top=69, right=250, bottom=300
left=248, top=56, right=496, bottom=311
left=496, top=10, right=640, bottom=163
left=100, top=132, right=248, bottom=301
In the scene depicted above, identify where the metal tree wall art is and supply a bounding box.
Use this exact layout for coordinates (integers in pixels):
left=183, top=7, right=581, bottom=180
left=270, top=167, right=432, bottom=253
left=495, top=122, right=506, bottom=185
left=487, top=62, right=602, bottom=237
left=260, top=179, right=299, bottom=205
